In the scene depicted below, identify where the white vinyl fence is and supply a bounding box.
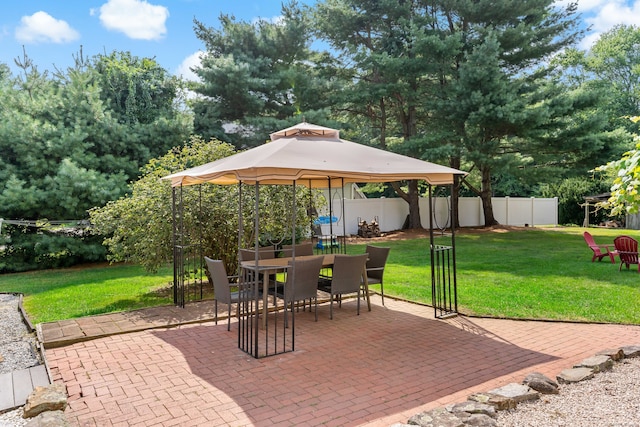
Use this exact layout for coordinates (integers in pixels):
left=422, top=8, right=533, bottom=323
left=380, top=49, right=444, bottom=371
left=323, top=197, right=558, bottom=235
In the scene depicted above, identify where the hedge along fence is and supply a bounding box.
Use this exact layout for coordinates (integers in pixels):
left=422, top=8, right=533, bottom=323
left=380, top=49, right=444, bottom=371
left=0, top=219, right=106, bottom=273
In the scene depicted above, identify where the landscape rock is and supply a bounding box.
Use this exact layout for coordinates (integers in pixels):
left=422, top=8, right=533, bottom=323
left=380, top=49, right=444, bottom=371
left=488, top=383, right=539, bottom=404
left=596, top=348, right=625, bottom=361
left=454, top=412, right=497, bottom=427
left=467, top=393, right=517, bottom=411
left=446, top=401, right=496, bottom=418
left=407, top=407, right=464, bottom=427
left=399, top=346, right=640, bottom=427
left=556, top=367, right=594, bottom=384
left=24, top=410, right=68, bottom=427
left=522, top=372, right=559, bottom=394
left=23, top=384, right=67, bottom=419
left=574, top=355, right=613, bottom=373
left=621, top=345, right=640, bottom=358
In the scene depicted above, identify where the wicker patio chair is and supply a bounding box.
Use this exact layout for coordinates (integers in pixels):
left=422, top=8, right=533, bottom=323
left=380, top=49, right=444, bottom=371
left=279, top=242, right=314, bottom=258
left=329, top=254, right=368, bottom=319
left=280, top=256, right=324, bottom=325
left=365, top=245, right=391, bottom=305
left=204, top=257, right=251, bottom=331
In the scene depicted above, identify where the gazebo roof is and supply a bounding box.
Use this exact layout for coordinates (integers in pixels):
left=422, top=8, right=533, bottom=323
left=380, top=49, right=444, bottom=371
left=163, top=122, right=466, bottom=187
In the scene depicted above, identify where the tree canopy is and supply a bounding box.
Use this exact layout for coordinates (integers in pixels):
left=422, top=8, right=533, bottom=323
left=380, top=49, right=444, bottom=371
left=313, top=0, right=605, bottom=226
left=89, top=136, right=319, bottom=273
left=3, top=0, right=639, bottom=271
left=0, top=50, right=192, bottom=271
left=596, top=117, right=640, bottom=217
left=190, top=1, right=338, bottom=148
left=0, top=50, right=191, bottom=221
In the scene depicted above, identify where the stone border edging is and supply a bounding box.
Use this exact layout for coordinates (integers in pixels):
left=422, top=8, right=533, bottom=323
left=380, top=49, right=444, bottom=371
left=390, top=344, right=640, bottom=427
left=16, top=293, right=35, bottom=333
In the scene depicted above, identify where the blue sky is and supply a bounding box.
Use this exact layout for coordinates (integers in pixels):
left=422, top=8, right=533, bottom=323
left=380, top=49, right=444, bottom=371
left=1, top=0, right=639, bottom=81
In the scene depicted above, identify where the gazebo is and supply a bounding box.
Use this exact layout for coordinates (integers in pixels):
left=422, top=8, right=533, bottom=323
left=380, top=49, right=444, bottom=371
left=163, top=122, right=466, bottom=357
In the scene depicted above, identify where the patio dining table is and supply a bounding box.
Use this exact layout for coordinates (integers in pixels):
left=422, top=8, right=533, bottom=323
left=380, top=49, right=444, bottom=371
left=240, top=254, right=371, bottom=327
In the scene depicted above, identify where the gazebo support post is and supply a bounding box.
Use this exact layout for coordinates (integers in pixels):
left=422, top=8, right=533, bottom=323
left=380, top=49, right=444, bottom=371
left=238, top=182, right=294, bottom=359
left=290, top=180, right=296, bottom=352
left=198, top=185, right=203, bottom=300
left=172, top=184, right=187, bottom=308
left=328, top=177, right=333, bottom=251
left=451, top=184, right=458, bottom=313
left=340, top=178, right=346, bottom=253
left=171, top=184, right=204, bottom=308
left=429, top=184, right=458, bottom=319
left=322, top=177, right=347, bottom=254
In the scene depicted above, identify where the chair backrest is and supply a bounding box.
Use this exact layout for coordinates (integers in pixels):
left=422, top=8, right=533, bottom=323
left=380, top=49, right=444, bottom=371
left=614, top=235, right=639, bottom=263
left=583, top=231, right=598, bottom=249
left=280, top=242, right=314, bottom=258
left=330, top=254, right=368, bottom=295
left=238, top=247, right=276, bottom=262
left=284, top=256, right=324, bottom=302
left=365, top=245, right=390, bottom=281
left=204, top=257, right=232, bottom=304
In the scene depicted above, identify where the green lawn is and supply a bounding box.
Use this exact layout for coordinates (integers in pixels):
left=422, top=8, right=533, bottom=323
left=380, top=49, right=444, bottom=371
left=0, top=263, right=173, bottom=324
left=348, top=227, right=640, bottom=324
left=1, top=227, right=639, bottom=325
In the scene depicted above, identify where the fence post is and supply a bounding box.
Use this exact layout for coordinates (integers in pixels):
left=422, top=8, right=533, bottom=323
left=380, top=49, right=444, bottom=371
left=531, top=197, right=535, bottom=227
left=505, top=196, right=509, bottom=225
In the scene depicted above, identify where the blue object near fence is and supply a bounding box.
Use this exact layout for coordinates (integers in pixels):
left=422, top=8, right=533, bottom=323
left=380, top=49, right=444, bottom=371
left=314, top=216, right=338, bottom=225
left=314, top=216, right=340, bottom=249
left=316, top=235, right=340, bottom=250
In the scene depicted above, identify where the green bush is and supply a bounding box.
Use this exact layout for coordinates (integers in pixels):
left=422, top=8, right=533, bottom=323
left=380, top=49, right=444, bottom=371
left=539, top=177, right=612, bottom=225
left=0, top=225, right=106, bottom=273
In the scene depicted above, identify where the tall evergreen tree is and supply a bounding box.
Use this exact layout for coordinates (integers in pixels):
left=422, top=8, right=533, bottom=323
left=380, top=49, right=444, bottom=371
left=314, top=0, right=444, bottom=228
left=191, top=1, right=337, bottom=148
left=315, top=0, right=600, bottom=227
left=0, top=51, right=191, bottom=221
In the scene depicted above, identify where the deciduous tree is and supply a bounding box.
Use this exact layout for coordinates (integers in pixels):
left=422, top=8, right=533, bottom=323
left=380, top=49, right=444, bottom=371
left=90, top=137, right=316, bottom=273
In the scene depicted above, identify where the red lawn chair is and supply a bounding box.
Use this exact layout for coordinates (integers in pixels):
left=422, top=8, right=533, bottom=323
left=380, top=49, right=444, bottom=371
left=613, top=235, right=640, bottom=272
left=583, top=231, right=617, bottom=263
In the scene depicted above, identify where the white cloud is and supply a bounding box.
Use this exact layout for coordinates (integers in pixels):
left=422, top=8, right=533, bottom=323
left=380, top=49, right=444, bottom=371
left=15, top=11, right=80, bottom=44
left=587, top=1, right=640, bottom=31
left=98, top=0, right=169, bottom=41
left=554, top=0, right=640, bottom=50
left=557, top=0, right=609, bottom=13
left=578, top=0, right=640, bottom=49
left=175, top=51, right=203, bottom=81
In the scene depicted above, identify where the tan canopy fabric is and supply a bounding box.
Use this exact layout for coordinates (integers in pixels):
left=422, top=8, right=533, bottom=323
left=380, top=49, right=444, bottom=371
left=163, top=122, right=466, bottom=187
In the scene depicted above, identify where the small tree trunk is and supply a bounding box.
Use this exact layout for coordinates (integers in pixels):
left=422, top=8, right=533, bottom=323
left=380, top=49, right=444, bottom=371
left=480, top=166, right=499, bottom=226
left=407, top=180, right=422, bottom=229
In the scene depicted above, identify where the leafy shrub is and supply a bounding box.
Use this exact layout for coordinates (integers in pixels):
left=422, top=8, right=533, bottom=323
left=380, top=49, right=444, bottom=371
left=0, top=225, right=105, bottom=273
left=539, top=177, right=612, bottom=225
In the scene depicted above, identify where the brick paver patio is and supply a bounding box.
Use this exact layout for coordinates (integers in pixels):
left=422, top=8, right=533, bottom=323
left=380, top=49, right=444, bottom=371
left=44, top=295, right=640, bottom=426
